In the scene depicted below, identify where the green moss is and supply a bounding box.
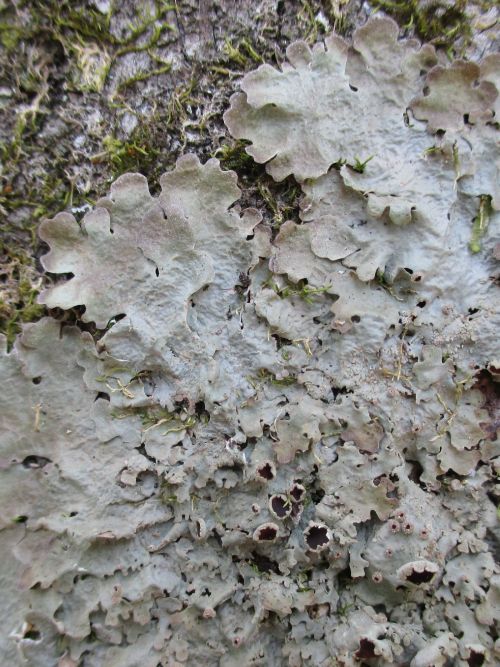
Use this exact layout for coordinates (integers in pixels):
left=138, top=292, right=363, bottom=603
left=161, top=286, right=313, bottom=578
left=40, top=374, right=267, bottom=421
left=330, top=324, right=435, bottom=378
left=215, top=141, right=302, bottom=229
left=298, top=0, right=322, bottom=43
left=223, top=37, right=264, bottom=68
left=296, top=570, right=313, bottom=592
left=263, top=277, right=332, bottom=304
left=0, top=166, right=89, bottom=247
left=371, top=0, right=472, bottom=53
left=0, top=75, right=49, bottom=168
left=351, top=155, right=374, bottom=174
left=333, top=155, right=374, bottom=174
left=0, top=23, right=22, bottom=50
left=165, top=79, right=198, bottom=123
left=111, top=402, right=198, bottom=437
left=0, top=244, right=45, bottom=349
left=114, top=58, right=171, bottom=94
left=1, top=0, right=176, bottom=94
left=101, top=135, right=151, bottom=173
left=96, top=108, right=174, bottom=179
left=258, top=180, right=302, bottom=228
left=50, top=4, right=114, bottom=44
left=216, top=141, right=253, bottom=170
left=469, top=194, right=492, bottom=254
left=247, top=368, right=297, bottom=390
left=159, top=479, right=180, bottom=505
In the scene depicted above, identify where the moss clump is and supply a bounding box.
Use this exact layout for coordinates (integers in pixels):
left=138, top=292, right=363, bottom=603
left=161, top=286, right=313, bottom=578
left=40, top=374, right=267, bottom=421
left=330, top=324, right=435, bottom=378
left=263, top=278, right=332, bottom=304
left=214, top=141, right=302, bottom=229
left=94, top=109, right=176, bottom=181
left=247, top=368, right=297, bottom=391
left=100, top=135, right=154, bottom=176
left=114, top=57, right=171, bottom=95
left=0, top=245, right=45, bottom=349
left=159, top=479, right=180, bottom=505
left=253, top=179, right=301, bottom=230
left=215, top=140, right=256, bottom=173
left=0, top=0, right=176, bottom=92
left=371, top=0, right=472, bottom=53
left=222, top=37, right=264, bottom=68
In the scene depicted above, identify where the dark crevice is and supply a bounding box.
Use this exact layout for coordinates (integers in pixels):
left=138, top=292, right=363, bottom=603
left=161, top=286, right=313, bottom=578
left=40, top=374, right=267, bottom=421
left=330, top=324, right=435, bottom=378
left=249, top=551, right=280, bottom=574
left=22, top=455, right=52, bottom=469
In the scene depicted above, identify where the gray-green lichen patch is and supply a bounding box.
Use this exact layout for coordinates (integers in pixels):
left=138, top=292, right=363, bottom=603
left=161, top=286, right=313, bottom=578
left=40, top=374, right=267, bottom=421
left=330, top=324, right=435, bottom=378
left=1, top=13, right=499, bottom=667
left=39, top=155, right=277, bottom=420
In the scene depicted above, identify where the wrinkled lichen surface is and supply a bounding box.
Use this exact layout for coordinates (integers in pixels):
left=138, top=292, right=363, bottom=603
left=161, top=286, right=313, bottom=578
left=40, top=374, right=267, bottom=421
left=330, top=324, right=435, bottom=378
left=1, top=7, right=500, bottom=667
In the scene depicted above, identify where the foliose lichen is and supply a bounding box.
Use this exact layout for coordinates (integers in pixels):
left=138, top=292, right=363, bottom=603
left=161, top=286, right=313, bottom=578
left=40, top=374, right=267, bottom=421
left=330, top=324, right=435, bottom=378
left=0, top=14, right=499, bottom=667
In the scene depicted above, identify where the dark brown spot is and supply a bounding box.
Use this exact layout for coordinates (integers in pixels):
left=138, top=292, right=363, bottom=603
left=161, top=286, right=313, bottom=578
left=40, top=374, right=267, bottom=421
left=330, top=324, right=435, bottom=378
left=467, top=650, right=485, bottom=667
left=270, top=495, right=290, bottom=519
left=406, top=568, right=435, bottom=584
left=255, top=524, right=278, bottom=541
left=305, top=524, right=329, bottom=551
left=259, top=526, right=276, bottom=540
left=355, top=638, right=376, bottom=660
left=289, top=482, right=305, bottom=503
left=257, top=462, right=275, bottom=480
